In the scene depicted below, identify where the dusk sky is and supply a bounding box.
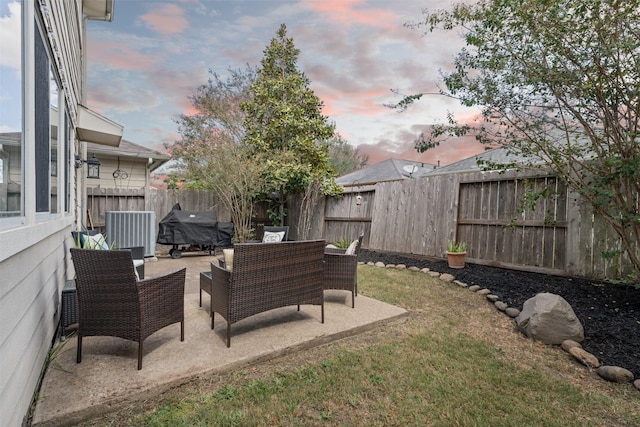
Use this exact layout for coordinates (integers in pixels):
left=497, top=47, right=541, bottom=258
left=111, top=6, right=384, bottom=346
left=3, top=1, right=486, bottom=167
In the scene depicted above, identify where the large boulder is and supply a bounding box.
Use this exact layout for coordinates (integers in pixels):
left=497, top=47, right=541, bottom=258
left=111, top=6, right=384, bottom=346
left=515, top=293, right=584, bottom=345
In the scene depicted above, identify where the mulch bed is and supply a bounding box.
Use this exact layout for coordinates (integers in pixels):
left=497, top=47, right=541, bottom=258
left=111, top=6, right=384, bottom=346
left=359, top=249, right=640, bottom=378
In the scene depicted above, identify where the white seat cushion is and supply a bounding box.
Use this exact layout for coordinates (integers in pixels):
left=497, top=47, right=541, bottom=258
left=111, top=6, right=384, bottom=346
left=345, top=239, right=359, bottom=255
left=262, top=231, right=285, bottom=243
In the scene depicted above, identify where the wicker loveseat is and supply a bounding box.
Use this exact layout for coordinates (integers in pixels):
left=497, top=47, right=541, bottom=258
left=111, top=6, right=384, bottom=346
left=207, top=239, right=326, bottom=347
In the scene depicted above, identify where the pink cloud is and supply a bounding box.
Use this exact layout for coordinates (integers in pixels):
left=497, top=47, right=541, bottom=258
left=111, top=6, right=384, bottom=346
left=140, top=4, right=189, bottom=35
left=87, top=40, right=161, bottom=70
left=357, top=134, right=485, bottom=167
left=303, top=0, right=397, bottom=29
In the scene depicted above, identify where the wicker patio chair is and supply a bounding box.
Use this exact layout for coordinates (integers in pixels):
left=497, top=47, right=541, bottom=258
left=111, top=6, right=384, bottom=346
left=323, top=232, right=363, bottom=307
left=70, top=248, right=186, bottom=370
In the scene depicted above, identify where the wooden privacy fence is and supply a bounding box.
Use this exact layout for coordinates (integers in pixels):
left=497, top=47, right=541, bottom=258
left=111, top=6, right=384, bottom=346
left=88, top=171, right=635, bottom=279
left=330, top=169, right=634, bottom=280
left=87, top=187, right=271, bottom=253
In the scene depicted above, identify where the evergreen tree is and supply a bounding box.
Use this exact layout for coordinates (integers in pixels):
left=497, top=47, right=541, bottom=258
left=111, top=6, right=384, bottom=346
left=241, top=23, right=340, bottom=225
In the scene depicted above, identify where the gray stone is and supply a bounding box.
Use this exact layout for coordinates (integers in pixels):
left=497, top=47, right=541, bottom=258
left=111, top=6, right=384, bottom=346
left=385, top=264, right=395, bottom=268
left=505, top=307, right=520, bottom=318
left=408, top=266, right=420, bottom=272
left=477, top=289, right=491, bottom=296
left=395, top=264, right=407, bottom=270
left=367, top=261, right=375, bottom=265
left=454, top=280, right=467, bottom=288
left=420, top=267, right=430, bottom=273
left=374, top=261, right=385, bottom=267
left=633, top=379, right=640, bottom=391
left=440, top=273, right=455, bottom=282
left=428, top=271, right=441, bottom=277
left=468, top=285, right=481, bottom=292
left=597, top=366, right=634, bottom=383
left=569, top=347, right=600, bottom=368
left=486, top=294, right=500, bottom=302
left=515, top=293, right=584, bottom=345
left=494, top=301, right=508, bottom=312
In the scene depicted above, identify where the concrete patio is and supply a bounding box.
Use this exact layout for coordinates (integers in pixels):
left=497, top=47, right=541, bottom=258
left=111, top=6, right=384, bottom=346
left=31, top=253, right=407, bottom=426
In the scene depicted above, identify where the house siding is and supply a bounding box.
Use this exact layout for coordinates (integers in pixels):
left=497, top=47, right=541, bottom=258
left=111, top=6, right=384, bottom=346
left=0, top=1, right=99, bottom=425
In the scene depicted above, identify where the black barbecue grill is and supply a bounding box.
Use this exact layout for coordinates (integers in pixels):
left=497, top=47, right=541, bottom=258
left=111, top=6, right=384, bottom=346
left=157, top=204, right=234, bottom=258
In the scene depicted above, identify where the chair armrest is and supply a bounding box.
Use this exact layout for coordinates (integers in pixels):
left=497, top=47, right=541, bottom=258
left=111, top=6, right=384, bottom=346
left=210, top=262, right=231, bottom=318
left=210, top=262, right=231, bottom=289
left=324, top=252, right=358, bottom=275
left=325, top=247, right=346, bottom=254
left=137, top=268, right=186, bottom=326
left=124, top=246, right=144, bottom=260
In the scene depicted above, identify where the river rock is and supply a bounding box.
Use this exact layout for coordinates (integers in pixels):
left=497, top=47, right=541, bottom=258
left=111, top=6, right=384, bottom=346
left=395, top=264, right=406, bottom=270
left=569, top=347, right=600, bottom=368
left=477, top=288, right=491, bottom=296
left=375, top=261, right=385, bottom=267
left=505, top=307, right=520, bottom=318
left=408, top=266, right=420, bottom=272
left=468, top=285, right=481, bottom=292
left=634, top=379, right=640, bottom=391
left=561, top=340, right=582, bottom=352
left=597, top=366, right=634, bottom=383
left=428, top=271, right=441, bottom=277
left=486, top=294, right=500, bottom=302
left=440, top=273, right=455, bottom=282
left=515, top=293, right=584, bottom=345
left=494, top=301, right=508, bottom=312
left=454, top=280, right=467, bottom=288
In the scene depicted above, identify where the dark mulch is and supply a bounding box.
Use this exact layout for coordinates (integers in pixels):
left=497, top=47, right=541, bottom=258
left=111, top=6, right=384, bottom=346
left=359, top=249, right=640, bottom=378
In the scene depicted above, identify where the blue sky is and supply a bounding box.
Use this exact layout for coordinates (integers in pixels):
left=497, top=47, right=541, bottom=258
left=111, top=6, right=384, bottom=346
left=2, top=0, right=483, bottom=166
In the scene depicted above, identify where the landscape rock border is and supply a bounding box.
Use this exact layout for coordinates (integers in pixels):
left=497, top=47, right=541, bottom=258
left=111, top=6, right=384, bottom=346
left=361, top=260, right=640, bottom=392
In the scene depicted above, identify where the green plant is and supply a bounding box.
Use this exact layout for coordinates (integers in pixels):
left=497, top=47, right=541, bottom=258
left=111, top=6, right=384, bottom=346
left=333, top=237, right=351, bottom=249
left=447, top=240, right=467, bottom=253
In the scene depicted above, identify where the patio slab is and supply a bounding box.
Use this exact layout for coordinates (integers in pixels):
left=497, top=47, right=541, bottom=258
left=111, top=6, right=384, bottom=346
left=31, top=253, right=407, bottom=426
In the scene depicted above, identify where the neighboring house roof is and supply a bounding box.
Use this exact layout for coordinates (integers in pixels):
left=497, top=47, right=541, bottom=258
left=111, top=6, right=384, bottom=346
left=433, top=147, right=544, bottom=174
left=336, top=158, right=438, bottom=186
left=87, top=139, right=170, bottom=172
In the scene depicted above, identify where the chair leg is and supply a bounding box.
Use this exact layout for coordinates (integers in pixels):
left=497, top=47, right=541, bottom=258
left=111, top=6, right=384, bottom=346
left=180, top=320, right=185, bottom=341
left=226, top=324, right=231, bottom=348
left=199, top=289, right=202, bottom=307
left=211, top=312, right=215, bottom=330
left=351, top=290, right=355, bottom=308
left=138, top=342, right=143, bottom=370
left=321, top=301, right=325, bottom=323
left=76, top=335, right=82, bottom=363
left=297, top=304, right=300, bottom=311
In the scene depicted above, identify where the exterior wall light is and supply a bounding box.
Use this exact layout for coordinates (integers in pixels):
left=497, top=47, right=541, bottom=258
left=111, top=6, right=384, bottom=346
left=75, top=153, right=100, bottom=179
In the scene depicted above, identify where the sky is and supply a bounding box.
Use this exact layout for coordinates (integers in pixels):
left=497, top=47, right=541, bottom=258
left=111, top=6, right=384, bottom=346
left=2, top=0, right=485, bottom=168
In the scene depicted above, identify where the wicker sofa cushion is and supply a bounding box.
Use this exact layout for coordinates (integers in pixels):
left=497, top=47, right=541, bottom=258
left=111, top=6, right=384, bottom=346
left=262, top=231, right=285, bottom=243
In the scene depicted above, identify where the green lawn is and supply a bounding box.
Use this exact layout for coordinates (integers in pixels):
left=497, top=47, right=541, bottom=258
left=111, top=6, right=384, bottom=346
left=86, top=266, right=639, bottom=427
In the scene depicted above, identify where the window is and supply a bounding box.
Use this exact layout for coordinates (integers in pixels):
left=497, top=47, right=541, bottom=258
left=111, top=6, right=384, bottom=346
left=0, top=0, right=23, bottom=218
left=49, top=68, right=59, bottom=213
left=34, top=19, right=49, bottom=213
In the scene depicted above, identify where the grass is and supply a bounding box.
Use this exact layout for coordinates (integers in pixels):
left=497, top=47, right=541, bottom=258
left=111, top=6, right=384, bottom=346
left=83, top=266, right=639, bottom=427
